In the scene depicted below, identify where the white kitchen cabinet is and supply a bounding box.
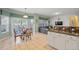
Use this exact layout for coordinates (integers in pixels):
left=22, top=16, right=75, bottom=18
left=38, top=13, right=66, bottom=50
left=54, top=33, right=66, bottom=50
left=54, top=37, right=66, bottom=50
left=48, top=32, right=66, bottom=49
left=48, top=31, right=79, bottom=50
left=66, top=39, right=78, bottom=50
left=66, top=36, right=79, bottom=50
left=48, top=32, right=55, bottom=47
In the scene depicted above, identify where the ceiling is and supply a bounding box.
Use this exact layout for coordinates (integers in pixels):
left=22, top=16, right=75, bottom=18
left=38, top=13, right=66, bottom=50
left=9, top=8, right=79, bottom=17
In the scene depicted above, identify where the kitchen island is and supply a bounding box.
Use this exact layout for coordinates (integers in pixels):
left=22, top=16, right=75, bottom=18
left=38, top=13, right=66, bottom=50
left=47, top=29, right=79, bottom=50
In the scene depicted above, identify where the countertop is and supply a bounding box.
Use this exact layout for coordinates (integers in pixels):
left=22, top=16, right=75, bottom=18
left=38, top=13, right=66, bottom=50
left=48, top=29, right=79, bottom=37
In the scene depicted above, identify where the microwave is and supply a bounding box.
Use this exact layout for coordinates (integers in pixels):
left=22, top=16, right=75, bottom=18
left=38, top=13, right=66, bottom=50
left=55, top=21, right=63, bottom=25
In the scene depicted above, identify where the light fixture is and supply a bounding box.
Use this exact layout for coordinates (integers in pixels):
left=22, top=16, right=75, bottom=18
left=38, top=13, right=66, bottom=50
left=23, top=15, right=28, bottom=18
left=53, top=12, right=61, bottom=15
left=55, top=12, right=60, bottom=15
left=23, top=8, right=28, bottom=18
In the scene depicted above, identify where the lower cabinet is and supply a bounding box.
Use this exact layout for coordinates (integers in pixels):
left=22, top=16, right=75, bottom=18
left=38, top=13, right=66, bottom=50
left=54, top=37, right=66, bottom=50
left=66, top=39, right=79, bottom=50
left=48, top=32, right=55, bottom=47
left=48, top=31, right=79, bottom=50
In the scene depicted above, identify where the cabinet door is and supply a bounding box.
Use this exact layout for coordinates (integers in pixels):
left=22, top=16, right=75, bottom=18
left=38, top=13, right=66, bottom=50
left=66, top=39, right=78, bottom=50
left=54, top=34, right=66, bottom=50
left=48, top=32, right=55, bottom=47
left=66, top=40, right=78, bottom=50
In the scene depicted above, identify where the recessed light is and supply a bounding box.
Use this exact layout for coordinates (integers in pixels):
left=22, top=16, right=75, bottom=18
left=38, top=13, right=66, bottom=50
left=53, top=12, right=61, bottom=15
left=55, top=12, right=60, bottom=15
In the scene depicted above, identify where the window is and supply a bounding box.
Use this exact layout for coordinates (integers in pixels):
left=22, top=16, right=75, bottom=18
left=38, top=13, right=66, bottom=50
left=0, top=15, right=9, bottom=34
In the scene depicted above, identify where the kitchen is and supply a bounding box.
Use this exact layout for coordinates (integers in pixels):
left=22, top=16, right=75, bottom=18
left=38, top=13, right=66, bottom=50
left=48, top=14, right=79, bottom=50
left=0, top=8, right=79, bottom=50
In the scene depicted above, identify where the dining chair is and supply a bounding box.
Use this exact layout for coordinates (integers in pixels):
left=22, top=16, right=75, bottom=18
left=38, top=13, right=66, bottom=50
left=25, top=28, right=32, bottom=40
left=13, top=28, right=23, bottom=42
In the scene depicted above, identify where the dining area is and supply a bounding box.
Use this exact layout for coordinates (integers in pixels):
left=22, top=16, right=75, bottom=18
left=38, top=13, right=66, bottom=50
left=13, top=24, right=51, bottom=50
left=13, top=25, right=32, bottom=45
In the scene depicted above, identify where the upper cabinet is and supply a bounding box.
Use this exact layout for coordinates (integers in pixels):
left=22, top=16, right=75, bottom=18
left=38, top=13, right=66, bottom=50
left=69, top=16, right=78, bottom=27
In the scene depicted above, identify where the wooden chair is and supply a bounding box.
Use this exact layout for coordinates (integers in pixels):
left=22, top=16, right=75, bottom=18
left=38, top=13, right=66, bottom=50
left=25, top=28, right=32, bottom=40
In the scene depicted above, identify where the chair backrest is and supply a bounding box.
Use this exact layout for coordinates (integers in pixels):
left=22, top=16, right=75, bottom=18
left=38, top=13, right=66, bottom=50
left=13, top=27, right=23, bottom=36
left=26, top=28, right=32, bottom=36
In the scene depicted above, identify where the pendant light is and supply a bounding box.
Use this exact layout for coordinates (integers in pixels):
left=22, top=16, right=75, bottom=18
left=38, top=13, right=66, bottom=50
left=23, top=8, right=28, bottom=18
